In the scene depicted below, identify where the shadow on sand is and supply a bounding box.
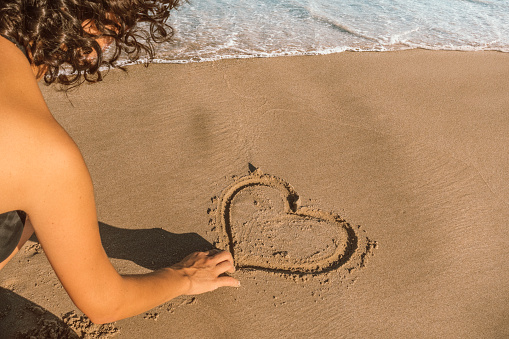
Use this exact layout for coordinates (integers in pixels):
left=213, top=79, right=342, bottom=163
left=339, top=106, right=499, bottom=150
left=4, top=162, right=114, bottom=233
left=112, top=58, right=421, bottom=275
left=98, top=221, right=214, bottom=270
left=0, top=287, right=78, bottom=338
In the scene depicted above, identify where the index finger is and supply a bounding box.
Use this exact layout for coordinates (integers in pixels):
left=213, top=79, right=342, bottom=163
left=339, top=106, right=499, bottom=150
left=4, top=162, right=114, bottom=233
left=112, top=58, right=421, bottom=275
left=209, top=250, right=234, bottom=266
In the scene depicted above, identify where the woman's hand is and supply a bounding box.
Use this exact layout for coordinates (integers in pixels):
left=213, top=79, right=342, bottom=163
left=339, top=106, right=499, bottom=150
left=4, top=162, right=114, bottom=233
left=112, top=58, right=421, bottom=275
left=171, top=249, right=240, bottom=296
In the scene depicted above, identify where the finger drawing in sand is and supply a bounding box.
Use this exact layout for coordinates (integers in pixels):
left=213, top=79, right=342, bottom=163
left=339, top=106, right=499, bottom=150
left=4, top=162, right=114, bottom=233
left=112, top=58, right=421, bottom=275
left=0, top=0, right=240, bottom=329
left=3, top=0, right=505, bottom=336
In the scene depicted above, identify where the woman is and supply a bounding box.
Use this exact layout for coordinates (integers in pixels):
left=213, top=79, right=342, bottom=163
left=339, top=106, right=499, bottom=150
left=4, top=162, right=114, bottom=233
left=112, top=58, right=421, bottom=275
left=0, top=0, right=239, bottom=324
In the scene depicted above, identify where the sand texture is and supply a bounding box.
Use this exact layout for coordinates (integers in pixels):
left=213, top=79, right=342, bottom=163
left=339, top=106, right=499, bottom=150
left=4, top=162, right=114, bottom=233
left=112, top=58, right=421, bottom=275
left=1, top=50, right=508, bottom=338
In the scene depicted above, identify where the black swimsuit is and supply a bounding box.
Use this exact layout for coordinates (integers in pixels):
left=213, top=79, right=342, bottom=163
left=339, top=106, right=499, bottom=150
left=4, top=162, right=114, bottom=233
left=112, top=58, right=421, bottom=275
left=0, top=34, right=29, bottom=262
left=1, top=34, right=27, bottom=57
left=0, top=212, right=26, bottom=262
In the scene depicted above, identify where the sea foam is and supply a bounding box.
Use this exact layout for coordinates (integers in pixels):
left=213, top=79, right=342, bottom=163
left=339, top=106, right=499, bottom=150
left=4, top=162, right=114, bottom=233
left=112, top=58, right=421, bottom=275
left=134, top=0, right=509, bottom=64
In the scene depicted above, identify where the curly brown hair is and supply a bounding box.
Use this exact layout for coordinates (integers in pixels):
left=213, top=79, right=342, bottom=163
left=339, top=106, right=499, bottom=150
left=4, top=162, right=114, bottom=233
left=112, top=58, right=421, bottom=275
left=0, top=0, right=182, bottom=86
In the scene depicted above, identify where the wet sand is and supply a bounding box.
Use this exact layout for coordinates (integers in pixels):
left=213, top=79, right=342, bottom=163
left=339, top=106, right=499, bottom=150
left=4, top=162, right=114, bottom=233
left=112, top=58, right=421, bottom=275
left=1, top=50, right=508, bottom=338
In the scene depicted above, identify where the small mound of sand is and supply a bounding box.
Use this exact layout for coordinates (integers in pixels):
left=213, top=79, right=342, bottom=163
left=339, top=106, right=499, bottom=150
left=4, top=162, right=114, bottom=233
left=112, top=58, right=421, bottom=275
left=62, top=311, right=119, bottom=339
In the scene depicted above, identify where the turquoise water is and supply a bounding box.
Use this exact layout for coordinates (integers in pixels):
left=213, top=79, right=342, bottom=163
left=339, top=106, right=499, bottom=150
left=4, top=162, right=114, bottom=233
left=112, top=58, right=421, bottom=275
left=149, top=0, right=509, bottom=62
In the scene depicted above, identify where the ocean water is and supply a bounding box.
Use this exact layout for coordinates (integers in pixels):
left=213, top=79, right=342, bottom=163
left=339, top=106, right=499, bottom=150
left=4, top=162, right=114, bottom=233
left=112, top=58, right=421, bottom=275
left=147, top=0, right=508, bottom=63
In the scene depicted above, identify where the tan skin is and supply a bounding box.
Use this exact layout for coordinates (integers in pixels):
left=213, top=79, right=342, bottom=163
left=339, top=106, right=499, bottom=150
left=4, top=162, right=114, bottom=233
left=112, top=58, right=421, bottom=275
left=0, top=35, right=239, bottom=324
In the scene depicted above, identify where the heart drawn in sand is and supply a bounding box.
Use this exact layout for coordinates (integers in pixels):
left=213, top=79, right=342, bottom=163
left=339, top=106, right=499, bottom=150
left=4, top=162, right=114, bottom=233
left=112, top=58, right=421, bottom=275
left=215, top=170, right=358, bottom=274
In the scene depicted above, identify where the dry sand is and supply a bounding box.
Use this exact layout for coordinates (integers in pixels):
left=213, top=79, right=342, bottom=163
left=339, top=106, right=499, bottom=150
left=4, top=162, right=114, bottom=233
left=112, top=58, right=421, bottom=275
left=1, top=49, right=508, bottom=338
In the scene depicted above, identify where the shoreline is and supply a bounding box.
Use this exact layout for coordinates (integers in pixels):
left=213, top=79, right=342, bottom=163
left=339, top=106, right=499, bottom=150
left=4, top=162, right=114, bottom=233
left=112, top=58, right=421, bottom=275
left=1, top=49, right=508, bottom=338
left=112, top=46, right=509, bottom=67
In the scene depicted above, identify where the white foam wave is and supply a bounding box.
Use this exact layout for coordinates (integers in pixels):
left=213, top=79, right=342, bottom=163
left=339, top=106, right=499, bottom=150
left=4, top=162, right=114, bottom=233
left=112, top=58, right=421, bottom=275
left=113, top=44, right=508, bottom=69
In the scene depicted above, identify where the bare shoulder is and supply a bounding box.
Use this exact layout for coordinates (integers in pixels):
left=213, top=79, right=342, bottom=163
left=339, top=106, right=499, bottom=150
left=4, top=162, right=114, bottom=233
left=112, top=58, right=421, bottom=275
left=0, top=104, right=89, bottom=216
left=0, top=36, right=89, bottom=214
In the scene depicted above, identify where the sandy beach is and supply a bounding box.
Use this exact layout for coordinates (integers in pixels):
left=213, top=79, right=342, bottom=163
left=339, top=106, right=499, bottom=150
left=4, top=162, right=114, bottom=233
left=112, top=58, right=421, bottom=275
left=1, top=49, right=508, bottom=338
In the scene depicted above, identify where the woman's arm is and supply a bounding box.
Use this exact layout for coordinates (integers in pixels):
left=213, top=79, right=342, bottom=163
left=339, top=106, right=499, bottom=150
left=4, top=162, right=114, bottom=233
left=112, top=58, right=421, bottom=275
left=0, top=36, right=239, bottom=324
left=29, top=137, right=238, bottom=323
